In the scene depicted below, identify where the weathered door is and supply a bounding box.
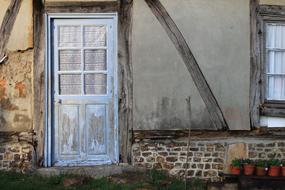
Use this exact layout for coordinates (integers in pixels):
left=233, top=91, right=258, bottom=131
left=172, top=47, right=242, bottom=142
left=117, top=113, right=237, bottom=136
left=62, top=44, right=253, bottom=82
left=51, top=17, right=118, bottom=166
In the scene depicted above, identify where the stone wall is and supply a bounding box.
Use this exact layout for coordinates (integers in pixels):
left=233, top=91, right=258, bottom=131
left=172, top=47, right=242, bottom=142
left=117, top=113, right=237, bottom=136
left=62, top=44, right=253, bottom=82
left=0, top=131, right=34, bottom=171
left=132, top=138, right=285, bottom=182
left=0, top=142, right=33, bottom=171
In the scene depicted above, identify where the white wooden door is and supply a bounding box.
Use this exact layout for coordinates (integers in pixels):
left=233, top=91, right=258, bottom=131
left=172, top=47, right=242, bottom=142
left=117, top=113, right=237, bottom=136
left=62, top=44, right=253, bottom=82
left=51, top=17, right=118, bottom=166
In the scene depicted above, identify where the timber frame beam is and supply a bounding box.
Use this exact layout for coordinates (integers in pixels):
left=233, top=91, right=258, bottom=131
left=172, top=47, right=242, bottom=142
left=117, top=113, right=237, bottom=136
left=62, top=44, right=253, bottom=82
left=118, top=0, right=133, bottom=163
left=144, top=0, right=228, bottom=130
left=250, top=0, right=261, bottom=128
left=0, top=0, right=22, bottom=59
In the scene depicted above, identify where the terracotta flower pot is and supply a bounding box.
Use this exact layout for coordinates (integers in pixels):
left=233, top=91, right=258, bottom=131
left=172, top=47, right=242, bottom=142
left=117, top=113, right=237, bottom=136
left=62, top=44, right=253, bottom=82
left=256, top=167, right=266, bottom=176
left=230, top=165, right=241, bottom=175
left=282, top=166, right=285, bottom=177
left=268, top=166, right=280, bottom=177
left=243, top=164, right=255, bottom=176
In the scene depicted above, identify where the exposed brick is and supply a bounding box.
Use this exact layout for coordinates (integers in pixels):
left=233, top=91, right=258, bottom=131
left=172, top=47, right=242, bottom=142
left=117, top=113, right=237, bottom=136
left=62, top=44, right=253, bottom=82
left=142, top=152, right=152, bottom=157
left=163, top=163, right=174, bottom=170
left=193, top=157, right=201, bottom=162
left=8, top=146, right=20, bottom=153
left=259, top=152, right=266, bottom=158
left=212, top=164, right=223, bottom=170
left=203, top=158, right=212, bottom=162
left=256, top=143, right=265, bottom=148
left=190, top=148, right=198, bottom=151
left=278, top=142, right=285, bottom=147
left=158, top=152, right=168, bottom=156
left=195, top=170, right=202, bottom=177
left=157, top=147, right=165, bottom=151
left=173, top=147, right=181, bottom=151
left=169, top=152, right=178, bottom=156
left=146, top=156, right=155, bottom=162
left=187, top=170, right=195, bottom=177
left=166, top=157, right=178, bottom=162
left=134, top=157, right=144, bottom=162
left=213, top=158, right=223, bottom=163
left=153, top=163, right=162, bottom=169
left=4, top=152, right=13, bottom=161
left=156, top=156, right=165, bottom=163
left=194, top=152, right=203, bottom=157
left=248, top=151, right=257, bottom=158
left=204, top=170, right=217, bottom=178
left=204, top=153, right=211, bottom=157
left=205, top=164, right=211, bottom=169
left=14, top=154, right=21, bottom=162
left=198, top=164, right=204, bottom=169
left=212, top=152, right=219, bottom=157
left=215, top=144, right=225, bottom=152
left=266, top=143, right=275, bottom=147
left=0, top=148, right=5, bottom=153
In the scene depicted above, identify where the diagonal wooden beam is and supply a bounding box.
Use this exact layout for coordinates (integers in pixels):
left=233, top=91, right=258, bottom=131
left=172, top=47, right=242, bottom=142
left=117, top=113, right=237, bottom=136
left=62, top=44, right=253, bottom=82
left=0, top=0, right=23, bottom=59
left=145, top=0, right=228, bottom=130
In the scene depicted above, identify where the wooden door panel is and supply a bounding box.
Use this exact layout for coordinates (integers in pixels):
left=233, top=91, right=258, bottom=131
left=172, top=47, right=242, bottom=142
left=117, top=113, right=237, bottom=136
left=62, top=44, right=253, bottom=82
left=86, top=104, right=107, bottom=156
left=59, top=105, right=81, bottom=158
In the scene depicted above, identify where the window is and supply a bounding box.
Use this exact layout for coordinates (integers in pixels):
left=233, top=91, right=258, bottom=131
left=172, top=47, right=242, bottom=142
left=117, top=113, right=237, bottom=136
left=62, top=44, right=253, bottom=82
left=265, top=23, right=285, bottom=101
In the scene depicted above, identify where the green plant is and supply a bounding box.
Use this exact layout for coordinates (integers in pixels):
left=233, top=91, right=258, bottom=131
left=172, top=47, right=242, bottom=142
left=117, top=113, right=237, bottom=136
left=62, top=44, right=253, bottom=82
left=255, top=160, right=267, bottom=168
left=242, top=158, right=253, bottom=165
left=268, top=159, right=281, bottom=167
left=231, top=158, right=242, bottom=167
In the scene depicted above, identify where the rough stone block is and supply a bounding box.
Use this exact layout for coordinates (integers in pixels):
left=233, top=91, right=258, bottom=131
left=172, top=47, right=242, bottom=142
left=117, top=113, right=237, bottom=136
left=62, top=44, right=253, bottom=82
left=225, top=143, right=247, bottom=173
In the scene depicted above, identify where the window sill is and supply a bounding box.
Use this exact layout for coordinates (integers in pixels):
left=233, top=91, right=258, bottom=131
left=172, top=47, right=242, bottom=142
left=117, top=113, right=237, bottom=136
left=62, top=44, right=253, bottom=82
left=261, top=101, right=285, bottom=117
left=260, top=116, right=285, bottom=128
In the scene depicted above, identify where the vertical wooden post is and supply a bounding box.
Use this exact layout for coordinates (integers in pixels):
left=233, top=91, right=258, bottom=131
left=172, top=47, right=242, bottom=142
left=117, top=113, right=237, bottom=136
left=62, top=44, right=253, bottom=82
left=250, top=0, right=261, bottom=128
left=33, top=0, right=45, bottom=166
left=118, top=0, right=133, bottom=163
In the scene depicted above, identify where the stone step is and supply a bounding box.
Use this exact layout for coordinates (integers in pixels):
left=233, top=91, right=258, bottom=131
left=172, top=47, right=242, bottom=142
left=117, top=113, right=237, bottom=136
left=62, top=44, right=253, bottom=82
left=36, top=164, right=145, bottom=179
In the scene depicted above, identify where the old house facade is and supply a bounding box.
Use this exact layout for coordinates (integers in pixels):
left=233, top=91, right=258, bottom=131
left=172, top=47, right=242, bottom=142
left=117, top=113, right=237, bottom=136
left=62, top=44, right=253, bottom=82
left=0, top=0, right=285, bottom=181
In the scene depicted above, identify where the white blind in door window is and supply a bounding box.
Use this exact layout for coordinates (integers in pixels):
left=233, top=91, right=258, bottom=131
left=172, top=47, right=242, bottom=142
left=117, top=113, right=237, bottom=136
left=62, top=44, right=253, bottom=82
left=266, top=23, right=285, bottom=100
left=57, top=24, right=108, bottom=95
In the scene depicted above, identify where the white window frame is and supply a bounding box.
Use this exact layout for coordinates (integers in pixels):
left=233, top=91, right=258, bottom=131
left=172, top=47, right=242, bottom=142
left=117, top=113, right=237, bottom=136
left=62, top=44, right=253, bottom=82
left=265, top=22, right=285, bottom=101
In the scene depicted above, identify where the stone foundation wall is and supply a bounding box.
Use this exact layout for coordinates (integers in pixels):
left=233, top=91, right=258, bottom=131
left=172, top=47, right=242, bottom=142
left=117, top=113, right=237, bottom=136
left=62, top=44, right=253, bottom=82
left=0, top=131, right=34, bottom=171
left=132, top=138, right=285, bottom=182
left=0, top=142, right=33, bottom=171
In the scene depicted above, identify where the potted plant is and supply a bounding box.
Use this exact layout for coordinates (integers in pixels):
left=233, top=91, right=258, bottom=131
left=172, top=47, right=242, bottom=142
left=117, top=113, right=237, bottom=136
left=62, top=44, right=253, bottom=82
left=281, top=161, right=285, bottom=177
left=255, top=160, right=267, bottom=176
left=242, top=158, right=255, bottom=176
left=268, top=159, right=281, bottom=177
left=230, top=158, right=242, bottom=175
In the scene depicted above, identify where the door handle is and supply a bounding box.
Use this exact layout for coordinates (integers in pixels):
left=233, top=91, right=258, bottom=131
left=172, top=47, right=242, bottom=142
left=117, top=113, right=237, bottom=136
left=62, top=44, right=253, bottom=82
left=55, top=99, right=62, bottom=104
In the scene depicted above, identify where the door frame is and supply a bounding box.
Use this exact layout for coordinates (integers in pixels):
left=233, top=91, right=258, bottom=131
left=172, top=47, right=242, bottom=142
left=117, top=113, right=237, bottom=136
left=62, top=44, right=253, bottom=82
left=44, top=13, right=118, bottom=167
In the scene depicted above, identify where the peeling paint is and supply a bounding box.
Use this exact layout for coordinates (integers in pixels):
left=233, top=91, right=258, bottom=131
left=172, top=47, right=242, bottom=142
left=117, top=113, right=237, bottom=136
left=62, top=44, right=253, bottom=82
left=0, top=50, right=33, bottom=131
left=15, top=81, right=26, bottom=98
left=0, top=98, right=18, bottom=110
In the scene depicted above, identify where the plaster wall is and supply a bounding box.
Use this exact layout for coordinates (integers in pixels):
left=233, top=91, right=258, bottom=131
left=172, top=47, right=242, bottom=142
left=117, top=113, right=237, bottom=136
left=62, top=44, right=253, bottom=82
left=260, top=0, right=285, bottom=5
left=0, top=0, right=33, bottom=51
left=0, top=1, right=34, bottom=132
left=132, top=0, right=251, bottom=130
left=46, top=0, right=116, bottom=2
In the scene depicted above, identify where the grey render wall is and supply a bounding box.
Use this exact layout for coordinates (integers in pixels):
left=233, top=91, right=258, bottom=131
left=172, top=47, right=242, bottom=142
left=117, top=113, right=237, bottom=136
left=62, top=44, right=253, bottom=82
left=132, top=0, right=250, bottom=130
